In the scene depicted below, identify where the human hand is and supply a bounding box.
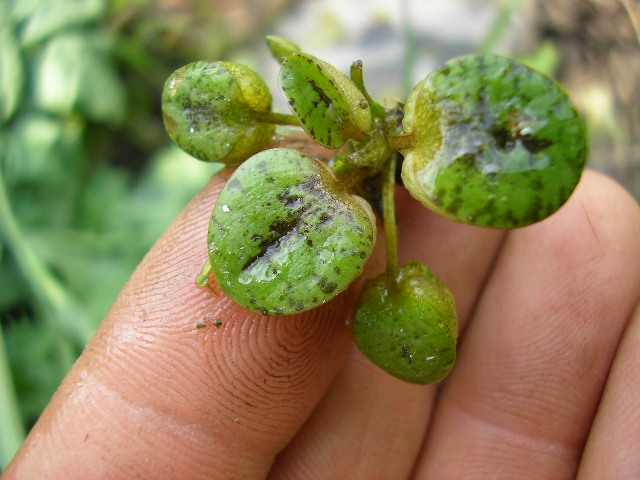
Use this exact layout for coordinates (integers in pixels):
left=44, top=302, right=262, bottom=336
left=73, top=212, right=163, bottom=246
left=4, top=168, right=640, bottom=480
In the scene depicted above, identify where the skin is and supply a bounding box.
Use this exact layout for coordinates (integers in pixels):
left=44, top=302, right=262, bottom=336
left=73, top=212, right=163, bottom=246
left=4, top=162, right=640, bottom=479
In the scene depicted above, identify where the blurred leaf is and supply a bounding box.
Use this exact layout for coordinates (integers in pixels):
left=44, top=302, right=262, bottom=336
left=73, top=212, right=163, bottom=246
left=34, top=33, right=84, bottom=116
left=35, top=32, right=126, bottom=124
left=78, top=37, right=127, bottom=125
left=0, top=21, right=25, bottom=123
left=18, top=0, right=106, bottom=46
left=2, top=113, right=67, bottom=182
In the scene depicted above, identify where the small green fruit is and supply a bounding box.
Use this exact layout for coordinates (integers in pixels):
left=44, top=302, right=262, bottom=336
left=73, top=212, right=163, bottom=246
left=279, top=52, right=373, bottom=149
left=354, top=262, right=457, bottom=384
left=162, top=61, right=274, bottom=165
left=208, top=148, right=376, bottom=315
left=399, top=54, right=588, bottom=228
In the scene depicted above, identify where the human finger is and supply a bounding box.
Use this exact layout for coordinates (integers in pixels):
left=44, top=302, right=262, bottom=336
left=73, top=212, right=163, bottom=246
left=4, top=163, right=385, bottom=480
left=577, top=300, right=640, bottom=478
left=268, top=187, right=506, bottom=479
left=412, top=171, right=640, bottom=479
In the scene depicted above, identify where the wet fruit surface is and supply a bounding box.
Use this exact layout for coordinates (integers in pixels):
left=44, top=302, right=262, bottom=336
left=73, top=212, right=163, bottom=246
left=162, top=61, right=274, bottom=165
left=354, top=262, right=457, bottom=384
left=208, top=148, right=376, bottom=315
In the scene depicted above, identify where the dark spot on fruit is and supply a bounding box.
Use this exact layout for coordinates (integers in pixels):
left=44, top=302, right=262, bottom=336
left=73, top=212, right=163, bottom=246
left=309, top=79, right=333, bottom=108
left=491, top=125, right=516, bottom=153
left=521, top=135, right=553, bottom=154
left=317, top=277, right=338, bottom=295
left=317, top=212, right=331, bottom=225
left=242, top=214, right=303, bottom=271
left=401, top=345, right=415, bottom=364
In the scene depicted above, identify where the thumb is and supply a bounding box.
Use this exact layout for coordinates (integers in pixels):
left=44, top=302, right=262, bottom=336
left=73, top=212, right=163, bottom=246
left=5, top=165, right=385, bottom=480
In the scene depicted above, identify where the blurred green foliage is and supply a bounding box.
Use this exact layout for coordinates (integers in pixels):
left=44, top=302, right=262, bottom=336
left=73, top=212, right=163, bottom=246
left=0, top=0, right=228, bottom=467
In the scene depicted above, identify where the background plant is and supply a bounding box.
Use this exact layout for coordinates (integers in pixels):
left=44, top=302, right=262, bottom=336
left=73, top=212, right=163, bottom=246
left=1, top=0, right=637, bottom=471
left=0, top=0, right=295, bottom=467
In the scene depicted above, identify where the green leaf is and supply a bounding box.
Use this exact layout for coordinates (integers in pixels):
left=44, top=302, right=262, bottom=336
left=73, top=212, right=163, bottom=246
left=19, top=0, right=106, bottom=46
left=279, top=52, right=373, bottom=149
left=34, top=33, right=84, bottom=115
left=2, top=113, right=67, bottom=182
left=77, top=36, right=127, bottom=125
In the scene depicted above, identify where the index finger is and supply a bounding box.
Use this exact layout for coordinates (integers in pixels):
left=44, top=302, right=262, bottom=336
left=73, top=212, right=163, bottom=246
left=4, top=164, right=386, bottom=480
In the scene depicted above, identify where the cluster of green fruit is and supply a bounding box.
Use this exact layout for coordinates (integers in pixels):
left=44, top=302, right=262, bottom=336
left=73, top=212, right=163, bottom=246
left=161, top=36, right=587, bottom=384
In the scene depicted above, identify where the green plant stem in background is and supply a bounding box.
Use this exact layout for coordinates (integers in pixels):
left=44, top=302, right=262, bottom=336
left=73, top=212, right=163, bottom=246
left=0, top=169, right=94, bottom=348
left=401, top=0, right=418, bottom=97
left=382, top=153, right=399, bottom=281
left=477, top=0, right=529, bottom=54
left=0, top=322, right=25, bottom=470
left=350, top=61, right=387, bottom=118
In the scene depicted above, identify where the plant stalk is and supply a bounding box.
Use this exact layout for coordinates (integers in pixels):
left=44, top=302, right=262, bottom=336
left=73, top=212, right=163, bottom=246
left=0, top=168, right=94, bottom=346
left=256, top=111, right=301, bottom=127
left=0, top=322, right=25, bottom=470
left=382, top=153, right=399, bottom=281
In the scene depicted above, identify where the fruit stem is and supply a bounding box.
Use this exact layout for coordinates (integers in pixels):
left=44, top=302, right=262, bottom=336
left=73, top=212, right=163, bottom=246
left=386, top=132, right=416, bottom=152
left=256, top=111, right=301, bottom=127
left=382, top=152, right=400, bottom=282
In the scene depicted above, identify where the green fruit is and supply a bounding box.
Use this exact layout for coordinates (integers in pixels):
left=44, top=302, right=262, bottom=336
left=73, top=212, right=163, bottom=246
left=399, top=54, right=588, bottom=228
left=279, top=52, right=373, bottom=149
left=208, top=148, right=376, bottom=315
left=162, top=61, right=274, bottom=165
left=354, top=262, right=457, bottom=384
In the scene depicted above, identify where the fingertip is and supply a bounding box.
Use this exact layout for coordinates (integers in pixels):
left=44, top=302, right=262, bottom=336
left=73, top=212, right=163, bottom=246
left=5, top=165, right=369, bottom=480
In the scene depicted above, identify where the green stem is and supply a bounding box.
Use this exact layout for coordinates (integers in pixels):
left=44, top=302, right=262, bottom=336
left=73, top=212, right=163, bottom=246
left=0, top=322, right=25, bottom=470
left=477, top=0, right=529, bottom=54
left=256, top=111, right=301, bottom=127
left=401, top=0, right=418, bottom=96
left=386, top=132, right=416, bottom=152
left=0, top=169, right=94, bottom=346
left=382, top=153, right=399, bottom=281
left=350, top=61, right=387, bottom=118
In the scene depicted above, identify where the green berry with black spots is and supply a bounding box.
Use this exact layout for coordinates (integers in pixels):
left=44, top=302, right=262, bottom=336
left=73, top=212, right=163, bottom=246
left=354, top=261, right=457, bottom=384
left=397, top=54, right=588, bottom=229
left=162, top=61, right=275, bottom=165
left=208, top=148, right=376, bottom=315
